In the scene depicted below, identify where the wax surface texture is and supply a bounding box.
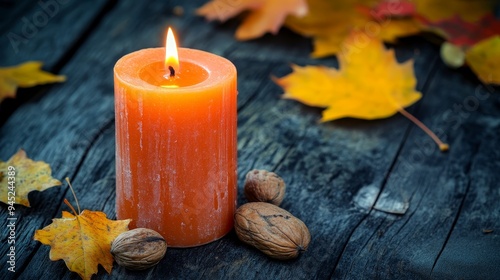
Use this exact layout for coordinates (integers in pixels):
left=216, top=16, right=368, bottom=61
left=114, top=48, right=237, bottom=247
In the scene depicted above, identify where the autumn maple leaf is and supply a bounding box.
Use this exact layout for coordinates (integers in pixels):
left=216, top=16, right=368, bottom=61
left=274, top=32, right=448, bottom=151
left=465, top=36, right=500, bottom=85
left=414, top=0, right=495, bottom=22
left=369, top=0, right=495, bottom=22
left=284, top=0, right=494, bottom=58
left=34, top=200, right=130, bottom=280
left=0, top=149, right=61, bottom=207
left=285, top=0, right=421, bottom=58
left=418, top=14, right=500, bottom=47
left=374, top=0, right=415, bottom=18
left=417, top=14, right=500, bottom=82
left=196, top=0, right=308, bottom=40
left=274, top=32, right=421, bottom=121
left=356, top=0, right=416, bottom=19
left=0, top=61, right=66, bottom=103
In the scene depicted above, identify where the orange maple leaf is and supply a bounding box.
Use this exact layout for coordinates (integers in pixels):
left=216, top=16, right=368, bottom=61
left=274, top=32, right=448, bottom=151
left=0, top=149, right=61, bottom=207
left=34, top=206, right=130, bottom=280
left=196, top=0, right=308, bottom=40
left=0, top=61, right=66, bottom=103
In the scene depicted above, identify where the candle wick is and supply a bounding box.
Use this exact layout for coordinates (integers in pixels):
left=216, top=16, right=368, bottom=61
left=168, top=66, right=175, bottom=77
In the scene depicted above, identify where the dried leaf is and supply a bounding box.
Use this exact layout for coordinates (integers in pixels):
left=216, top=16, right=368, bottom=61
left=34, top=210, right=130, bottom=280
left=274, top=32, right=448, bottom=151
left=274, top=32, right=421, bottom=121
left=414, top=0, right=495, bottom=22
left=0, top=149, right=61, bottom=207
left=357, top=0, right=416, bottom=19
left=419, top=14, right=500, bottom=47
left=418, top=14, right=500, bottom=82
left=465, top=36, right=500, bottom=85
left=0, top=61, right=66, bottom=103
left=196, top=0, right=308, bottom=40
left=283, top=0, right=492, bottom=58
left=196, top=0, right=494, bottom=58
left=285, top=0, right=421, bottom=57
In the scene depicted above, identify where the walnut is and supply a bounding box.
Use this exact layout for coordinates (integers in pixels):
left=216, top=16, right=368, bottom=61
left=244, top=169, right=286, bottom=206
left=111, top=228, right=167, bottom=270
left=234, top=202, right=310, bottom=260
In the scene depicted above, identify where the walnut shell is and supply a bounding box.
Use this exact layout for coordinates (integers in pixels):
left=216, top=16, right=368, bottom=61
left=244, top=169, right=286, bottom=206
left=234, top=202, right=310, bottom=260
left=111, top=228, right=167, bottom=270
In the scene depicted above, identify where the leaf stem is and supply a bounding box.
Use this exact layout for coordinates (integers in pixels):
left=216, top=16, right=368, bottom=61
left=398, top=107, right=449, bottom=152
left=65, top=177, right=81, bottom=215
left=64, top=199, right=78, bottom=216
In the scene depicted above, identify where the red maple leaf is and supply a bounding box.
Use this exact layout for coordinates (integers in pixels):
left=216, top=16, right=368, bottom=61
left=357, top=0, right=416, bottom=21
left=418, top=14, right=500, bottom=47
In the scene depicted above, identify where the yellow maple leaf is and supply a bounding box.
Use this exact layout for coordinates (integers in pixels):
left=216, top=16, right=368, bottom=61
left=274, top=32, right=448, bottom=151
left=0, top=149, right=62, bottom=207
left=465, top=36, right=500, bottom=85
left=0, top=61, right=66, bottom=103
left=285, top=0, right=421, bottom=58
left=34, top=210, right=130, bottom=280
left=197, top=0, right=308, bottom=40
left=274, top=32, right=421, bottom=120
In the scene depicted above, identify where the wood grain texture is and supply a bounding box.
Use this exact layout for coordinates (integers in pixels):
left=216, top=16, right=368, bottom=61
left=333, top=64, right=500, bottom=279
left=0, top=0, right=114, bottom=124
left=0, top=0, right=499, bottom=279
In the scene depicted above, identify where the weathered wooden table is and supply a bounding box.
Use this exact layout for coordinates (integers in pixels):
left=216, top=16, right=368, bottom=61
left=1, top=0, right=499, bottom=279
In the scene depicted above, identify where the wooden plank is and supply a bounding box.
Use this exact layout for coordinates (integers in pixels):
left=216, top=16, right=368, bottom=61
left=3, top=0, right=497, bottom=279
left=0, top=0, right=114, bottom=121
left=332, top=62, right=500, bottom=278
left=0, top=0, right=112, bottom=66
left=431, top=127, right=500, bottom=279
left=2, top=0, right=434, bottom=278
left=20, top=124, right=119, bottom=279
left=429, top=83, right=500, bottom=279
left=0, top=0, right=243, bottom=278
left=0, top=0, right=37, bottom=33
left=0, top=0, right=114, bottom=123
left=219, top=41, right=441, bottom=279
left=17, top=23, right=441, bottom=280
left=0, top=0, right=113, bottom=276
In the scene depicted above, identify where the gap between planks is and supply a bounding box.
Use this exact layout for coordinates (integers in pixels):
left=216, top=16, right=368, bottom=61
left=328, top=53, right=442, bottom=277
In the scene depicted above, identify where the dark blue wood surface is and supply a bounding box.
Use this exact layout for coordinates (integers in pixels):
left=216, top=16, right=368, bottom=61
left=1, top=0, right=499, bottom=279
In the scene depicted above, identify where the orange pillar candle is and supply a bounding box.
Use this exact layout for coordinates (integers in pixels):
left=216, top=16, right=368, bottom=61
left=114, top=28, right=237, bottom=247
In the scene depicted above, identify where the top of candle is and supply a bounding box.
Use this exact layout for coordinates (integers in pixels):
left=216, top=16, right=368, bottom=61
left=116, top=47, right=236, bottom=92
left=165, top=27, right=179, bottom=77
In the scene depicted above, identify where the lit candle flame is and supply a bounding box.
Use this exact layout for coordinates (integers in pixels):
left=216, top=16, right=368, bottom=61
left=165, top=27, right=179, bottom=77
